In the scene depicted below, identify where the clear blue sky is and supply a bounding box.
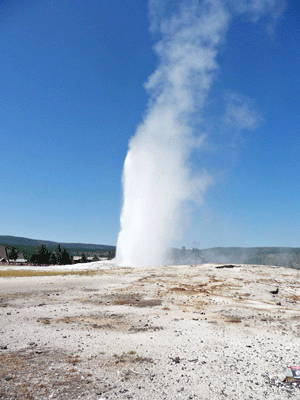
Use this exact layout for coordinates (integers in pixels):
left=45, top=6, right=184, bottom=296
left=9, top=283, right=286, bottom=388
left=1, top=0, right=300, bottom=249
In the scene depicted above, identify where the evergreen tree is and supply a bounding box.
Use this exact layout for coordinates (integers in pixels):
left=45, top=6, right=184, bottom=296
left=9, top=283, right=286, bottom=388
left=30, top=253, right=39, bottom=264
left=61, top=248, right=71, bottom=265
left=56, top=245, right=62, bottom=265
left=30, top=245, right=50, bottom=265
left=50, top=252, right=57, bottom=265
left=81, top=252, right=87, bottom=263
left=38, top=245, right=51, bottom=265
left=9, top=247, right=18, bottom=261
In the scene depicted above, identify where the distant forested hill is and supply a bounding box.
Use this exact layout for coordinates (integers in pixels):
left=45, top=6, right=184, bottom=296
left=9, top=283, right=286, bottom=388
left=0, top=235, right=115, bottom=250
left=0, top=235, right=115, bottom=260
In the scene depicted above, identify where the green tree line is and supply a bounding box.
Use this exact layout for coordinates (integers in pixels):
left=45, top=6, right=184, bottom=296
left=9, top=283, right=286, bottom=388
left=6, top=244, right=115, bottom=265
left=30, top=244, right=71, bottom=265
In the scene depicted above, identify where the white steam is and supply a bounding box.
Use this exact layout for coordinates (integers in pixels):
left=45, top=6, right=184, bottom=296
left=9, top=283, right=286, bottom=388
left=116, top=0, right=285, bottom=267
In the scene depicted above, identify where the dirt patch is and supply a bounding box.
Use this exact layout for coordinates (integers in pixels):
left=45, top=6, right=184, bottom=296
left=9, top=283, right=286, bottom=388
left=226, top=316, right=242, bottom=323
left=111, top=351, right=154, bottom=365
left=167, top=281, right=235, bottom=297
left=286, top=294, right=300, bottom=303
left=107, top=352, right=155, bottom=383
left=0, top=298, right=9, bottom=308
left=128, top=325, right=164, bottom=333
left=0, top=290, right=62, bottom=309
left=0, top=347, right=100, bottom=399
left=168, top=283, right=209, bottom=294
left=57, top=313, right=126, bottom=331
left=37, top=317, right=52, bottom=325
left=56, top=313, right=164, bottom=333
left=84, top=293, right=162, bottom=308
left=0, top=345, right=155, bottom=400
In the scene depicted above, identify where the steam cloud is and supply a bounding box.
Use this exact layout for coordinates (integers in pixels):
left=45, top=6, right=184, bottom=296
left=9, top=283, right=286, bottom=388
left=116, top=0, right=284, bottom=267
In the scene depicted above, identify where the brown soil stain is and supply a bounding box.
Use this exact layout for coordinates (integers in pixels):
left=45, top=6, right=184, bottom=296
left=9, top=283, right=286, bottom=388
left=83, top=293, right=162, bottom=308
left=56, top=312, right=164, bottom=333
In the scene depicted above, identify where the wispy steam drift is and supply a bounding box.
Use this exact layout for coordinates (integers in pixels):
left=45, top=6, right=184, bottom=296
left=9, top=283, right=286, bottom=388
left=116, top=0, right=284, bottom=267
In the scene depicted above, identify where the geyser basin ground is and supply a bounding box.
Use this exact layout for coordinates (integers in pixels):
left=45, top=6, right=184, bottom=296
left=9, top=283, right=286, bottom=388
left=1, top=262, right=300, bottom=399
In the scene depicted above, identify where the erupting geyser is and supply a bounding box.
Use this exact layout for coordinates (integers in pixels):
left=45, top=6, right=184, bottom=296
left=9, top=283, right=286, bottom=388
left=116, top=0, right=284, bottom=267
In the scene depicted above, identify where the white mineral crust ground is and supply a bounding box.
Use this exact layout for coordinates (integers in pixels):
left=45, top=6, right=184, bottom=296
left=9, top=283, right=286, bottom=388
left=1, top=261, right=300, bottom=399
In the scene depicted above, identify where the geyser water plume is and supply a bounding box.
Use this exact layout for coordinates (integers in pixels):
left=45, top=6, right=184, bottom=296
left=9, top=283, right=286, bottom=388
left=116, top=0, right=284, bottom=267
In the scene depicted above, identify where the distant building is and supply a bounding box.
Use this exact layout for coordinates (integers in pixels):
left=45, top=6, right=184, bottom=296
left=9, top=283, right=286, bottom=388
left=72, top=255, right=97, bottom=264
left=0, top=246, right=27, bottom=264
left=0, top=245, right=8, bottom=263
left=15, top=253, right=27, bottom=264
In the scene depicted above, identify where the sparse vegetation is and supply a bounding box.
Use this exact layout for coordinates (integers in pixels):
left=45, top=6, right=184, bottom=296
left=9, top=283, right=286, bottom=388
left=112, top=351, right=153, bottom=364
left=0, top=269, right=99, bottom=278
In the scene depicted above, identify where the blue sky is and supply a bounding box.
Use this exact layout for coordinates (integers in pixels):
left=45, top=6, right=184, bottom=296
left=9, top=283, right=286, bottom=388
left=1, top=0, right=300, bottom=249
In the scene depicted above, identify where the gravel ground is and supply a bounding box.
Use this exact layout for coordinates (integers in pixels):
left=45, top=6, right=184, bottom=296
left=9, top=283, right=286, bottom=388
left=1, top=262, right=300, bottom=399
